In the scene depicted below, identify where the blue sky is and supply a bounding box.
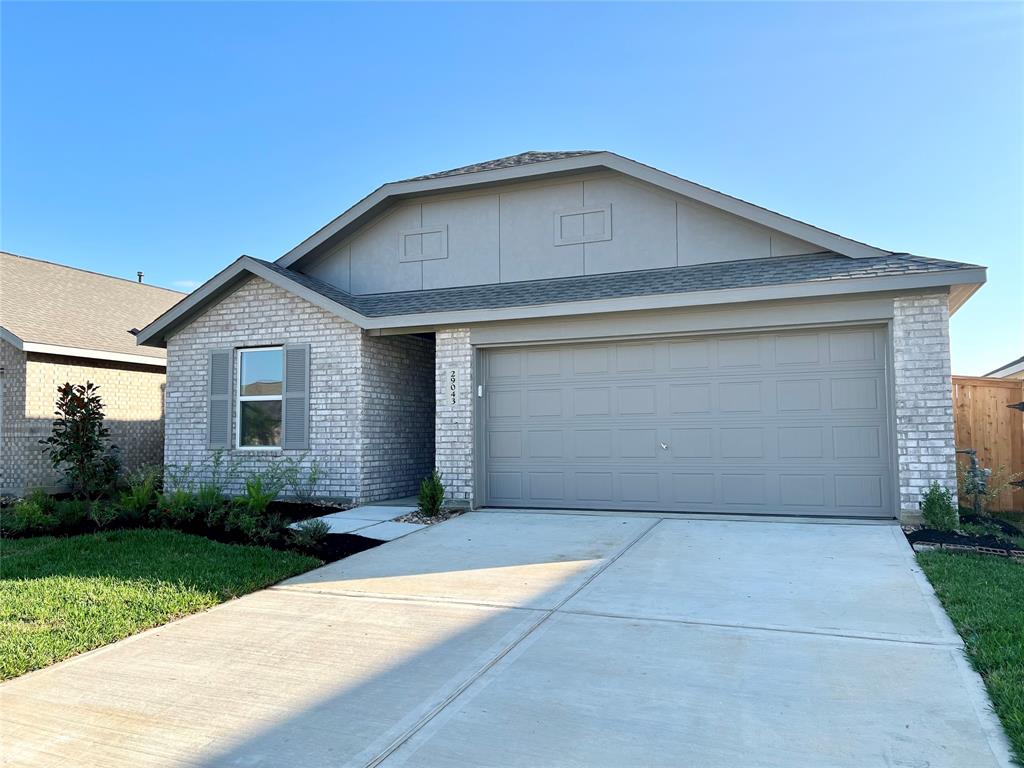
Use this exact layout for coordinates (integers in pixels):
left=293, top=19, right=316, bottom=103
left=2, top=2, right=1021, bottom=375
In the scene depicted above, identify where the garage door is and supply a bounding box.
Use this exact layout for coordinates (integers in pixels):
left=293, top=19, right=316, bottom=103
left=482, top=326, right=894, bottom=518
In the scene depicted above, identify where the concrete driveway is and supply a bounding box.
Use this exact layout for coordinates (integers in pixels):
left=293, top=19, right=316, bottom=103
left=1, top=512, right=1012, bottom=767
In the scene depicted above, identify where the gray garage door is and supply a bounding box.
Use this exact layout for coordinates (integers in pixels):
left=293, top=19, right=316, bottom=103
left=482, top=326, right=894, bottom=518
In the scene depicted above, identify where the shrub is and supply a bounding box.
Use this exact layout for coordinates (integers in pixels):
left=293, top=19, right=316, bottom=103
left=282, top=456, right=322, bottom=502
left=920, top=482, right=958, bottom=531
left=226, top=500, right=288, bottom=546
left=196, top=483, right=228, bottom=529
left=418, top=470, right=445, bottom=518
left=242, top=472, right=284, bottom=516
left=117, top=466, right=162, bottom=524
left=39, top=382, right=121, bottom=499
left=2, top=493, right=57, bottom=536
left=53, top=499, right=90, bottom=529
left=88, top=503, right=119, bottom=529
left=288, top=518, right=330, bottom=551
left=152, top=489, right=199, bottom=529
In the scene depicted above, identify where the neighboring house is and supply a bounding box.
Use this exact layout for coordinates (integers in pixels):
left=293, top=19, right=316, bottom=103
left=137, top=151, right=986, bottom=522
left=1, top=252, right=183, bottom=495
left=985, top=355, right=1024, bottom=380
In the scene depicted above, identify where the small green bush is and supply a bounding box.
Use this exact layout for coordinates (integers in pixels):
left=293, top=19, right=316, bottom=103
left=117, top=466, right=162, bottom=524
left=226, top=500, right=288, bottom=546
left=152, top=489, right=199, bottom=529
left=53, top=499, right=90, bottom=529
left=288, top=518, right=330, bottom=551
left=920, top=482, right=958, bottom=531
left=281, top=456, right=322, bottom=501
left=2, top=493, right=57, bottom=536
left=88, top=502, right=119, bottom=529
left=242, top=472, right=283, bottom=516
left=195, top=483, right=228, bottom=528
left=418, top=470, right=445, bottom=518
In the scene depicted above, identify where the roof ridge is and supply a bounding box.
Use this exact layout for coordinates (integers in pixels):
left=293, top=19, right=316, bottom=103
left=401, top=150, right=602, bottom=182
left=0, top=250, right=185, bottom=295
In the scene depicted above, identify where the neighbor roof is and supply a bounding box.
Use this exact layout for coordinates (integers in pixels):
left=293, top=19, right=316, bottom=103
left=136, top=251, right=985, bottom=346
left=1, top=251, right=183, bottom=365
left=276, top=151, right=897, bottom=269
left=985, top=354, right=1024, bottom=378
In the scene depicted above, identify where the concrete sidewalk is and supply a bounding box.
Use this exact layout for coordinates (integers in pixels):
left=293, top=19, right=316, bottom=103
left=0, top=513, right=1013, bottom=767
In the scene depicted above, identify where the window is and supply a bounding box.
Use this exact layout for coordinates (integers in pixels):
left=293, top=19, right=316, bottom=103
left=237, top=347, right=283, bottom=448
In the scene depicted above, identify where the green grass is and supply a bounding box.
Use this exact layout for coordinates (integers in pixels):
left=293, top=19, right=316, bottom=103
left=918, top=551, right=1024, bottom=763
left=0, top=528, right=320, bottom=680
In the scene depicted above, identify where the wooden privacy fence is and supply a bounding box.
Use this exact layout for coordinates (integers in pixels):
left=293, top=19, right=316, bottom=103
left=952, top=376, right=1024, bottom=512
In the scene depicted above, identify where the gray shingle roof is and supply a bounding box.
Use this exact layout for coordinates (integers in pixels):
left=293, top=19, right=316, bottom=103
left=256, top=252, right=979, bottom=320
left=1, top=252, right=183, bottom=360
left=985, top=354, right=1024, bottom=377
left=402, top=151, right=600, bottom=182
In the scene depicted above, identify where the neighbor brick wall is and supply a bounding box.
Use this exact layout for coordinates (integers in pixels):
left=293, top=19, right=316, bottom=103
left=164, top=276, right=435, bottom=502
left=892, top=292, right=958, bottom=521
left=435, top=328, right=474, bottom=504
left=0, top=338, right=166, bottom=496
left=360, top=333, right=435, bottom=501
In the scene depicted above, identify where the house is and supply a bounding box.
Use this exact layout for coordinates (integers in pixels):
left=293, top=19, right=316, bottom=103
left=137, top=151, right=986, bottom=522
left=985, top=355, right=1024, bottom=380
left=0, top=252, right=183, bottom=496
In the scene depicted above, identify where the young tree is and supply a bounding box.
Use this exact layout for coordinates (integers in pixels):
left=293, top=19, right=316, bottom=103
left=40, top=382, right=120, bottom=499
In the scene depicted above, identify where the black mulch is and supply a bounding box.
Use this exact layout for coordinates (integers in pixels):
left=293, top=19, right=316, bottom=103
left=906, top=512, right=1024, bottom=556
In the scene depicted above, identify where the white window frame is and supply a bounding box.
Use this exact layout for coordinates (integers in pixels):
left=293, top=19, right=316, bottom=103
left=236, top=346, right=284, bottom=451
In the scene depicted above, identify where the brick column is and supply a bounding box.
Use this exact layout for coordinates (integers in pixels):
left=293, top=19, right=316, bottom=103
left=892, top=293, right=957, bottom=521
left=435, top=328, right=474, bottom=504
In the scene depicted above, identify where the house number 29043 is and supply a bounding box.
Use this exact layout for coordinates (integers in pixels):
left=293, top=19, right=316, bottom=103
left=449, top=370, right=457, bottom=405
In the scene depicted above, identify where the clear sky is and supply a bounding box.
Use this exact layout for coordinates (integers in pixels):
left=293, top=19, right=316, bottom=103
left=2, top=2, right=1021, bottom=375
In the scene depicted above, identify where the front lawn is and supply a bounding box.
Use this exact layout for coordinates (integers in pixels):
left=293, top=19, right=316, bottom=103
left=0, top=529, right=320, bottom=680
left=918, top=551, right=1024, bottom=763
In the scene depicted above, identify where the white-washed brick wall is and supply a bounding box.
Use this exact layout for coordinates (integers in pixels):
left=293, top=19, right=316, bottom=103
left=1, top=339, right=167, bottom=496
left=360, top=333, right=435, bottom=501
left=435, top=328, right=474, bottom=503
left=165, top=277, right=363, bottom=499
left=893, top=292, right=957, bottom=520
left=165, top=276, right=436, bottom=502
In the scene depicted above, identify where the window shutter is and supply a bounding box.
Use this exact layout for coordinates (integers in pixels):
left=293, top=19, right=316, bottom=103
left=282, top=343, right=310, bottom=450
left=208, top=349, right=233, bottom=449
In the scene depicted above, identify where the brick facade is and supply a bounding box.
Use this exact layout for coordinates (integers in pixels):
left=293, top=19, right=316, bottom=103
left=1, top=338, right=167, bottom=496
left=160, top=279, right=958, bottom=518
left=435, top=328, right=474, bottom=503
left=164, top=277, right=434, bottom=502
left=892, top=292, right=958, bottom=521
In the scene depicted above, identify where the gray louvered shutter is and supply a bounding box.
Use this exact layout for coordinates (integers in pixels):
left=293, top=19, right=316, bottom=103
left=282, top=343, right=310, bottom=450
left=208, top=349, right=233, bottom=448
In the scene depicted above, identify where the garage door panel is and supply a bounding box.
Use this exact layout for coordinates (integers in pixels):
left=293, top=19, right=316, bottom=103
left=483, top=327, right=894, bottom=517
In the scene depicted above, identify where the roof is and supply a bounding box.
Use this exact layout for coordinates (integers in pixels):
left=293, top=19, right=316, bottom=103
left=985, top=354, right=1024, bottom=378
left=1, top=251, right=183, bottom=365
left=276, top=151, right=897, bottom=269
left=402, top=151, right=600, bottom=181
left=260, top=252, right=981, bottom=317
left=136, top=251, right=986, bottom=346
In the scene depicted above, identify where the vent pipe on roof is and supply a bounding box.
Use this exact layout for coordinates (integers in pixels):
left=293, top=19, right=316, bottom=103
left=137, top=271, right=144, bottom=283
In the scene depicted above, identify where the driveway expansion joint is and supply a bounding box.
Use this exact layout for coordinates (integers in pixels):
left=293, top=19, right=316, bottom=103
left=362, top=517, right=664, bottom=768
left=557, top=607, right=966, bottom=648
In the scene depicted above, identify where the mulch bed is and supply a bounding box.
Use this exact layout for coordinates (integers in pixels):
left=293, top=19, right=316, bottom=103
left=394, top=508, right=466, bottom=525
left=314, top=533, right=382, bottom=563
left=270, top=499, right=351, bottom=523
left=906, top=513, right=1024, bottom=558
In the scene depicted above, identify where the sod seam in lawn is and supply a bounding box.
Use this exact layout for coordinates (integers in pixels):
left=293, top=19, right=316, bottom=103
left=917, top=551, right=1024, bottom=765
left=0, top=528, right=320, bottom=680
